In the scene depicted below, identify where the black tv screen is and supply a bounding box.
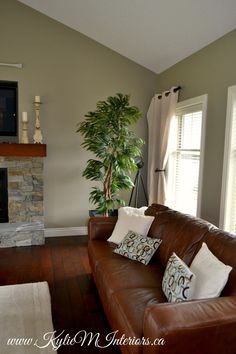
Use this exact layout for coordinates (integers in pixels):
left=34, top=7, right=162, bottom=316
left=0, top=81, right=18, bottom=141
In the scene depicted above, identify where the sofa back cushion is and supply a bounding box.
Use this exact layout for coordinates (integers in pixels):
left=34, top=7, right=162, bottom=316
left=146, top=205, right=213, bottom=268
left=145, top=203, right=169, bottom=216
left=146, top=204, right=236, bottom=296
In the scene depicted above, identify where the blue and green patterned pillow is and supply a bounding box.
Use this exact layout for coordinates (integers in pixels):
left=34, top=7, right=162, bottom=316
left=114, top=230, right=162, bottom=265
left=162, top=253, right=196, bottom=303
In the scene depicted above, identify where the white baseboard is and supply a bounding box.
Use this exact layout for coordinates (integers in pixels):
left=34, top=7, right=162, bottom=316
left=45, top=226, right=88, bottom=238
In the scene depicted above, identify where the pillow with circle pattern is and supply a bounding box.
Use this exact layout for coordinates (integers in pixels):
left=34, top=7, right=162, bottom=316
left=162, top=253, right=196, bottom=303
left=113, top=230, right=162, bottom=265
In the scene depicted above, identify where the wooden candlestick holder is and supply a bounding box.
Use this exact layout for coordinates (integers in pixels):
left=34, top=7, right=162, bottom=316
left=33, top=101, right=43, bottom=144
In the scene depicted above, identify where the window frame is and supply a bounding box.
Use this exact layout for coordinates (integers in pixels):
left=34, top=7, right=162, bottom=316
left=167, top=94, right=207, bottom=217
left=219, top=85, right=236, bottom=231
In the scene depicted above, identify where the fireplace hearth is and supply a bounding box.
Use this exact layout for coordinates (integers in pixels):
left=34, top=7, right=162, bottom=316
left=0, top=168, right=8, bottom=223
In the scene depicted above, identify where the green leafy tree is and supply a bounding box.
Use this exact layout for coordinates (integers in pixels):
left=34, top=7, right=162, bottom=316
left=77, top=93, right=144, bottom=216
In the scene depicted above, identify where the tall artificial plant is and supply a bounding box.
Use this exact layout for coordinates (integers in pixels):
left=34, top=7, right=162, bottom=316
left=77, top=93, right=144, bottom=216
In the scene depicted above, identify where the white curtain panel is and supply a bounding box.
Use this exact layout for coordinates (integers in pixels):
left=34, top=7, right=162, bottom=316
left=147, top=87, right=179, bottom=205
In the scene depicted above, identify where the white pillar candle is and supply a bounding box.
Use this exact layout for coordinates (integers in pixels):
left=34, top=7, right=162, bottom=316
left=22, top=111, right=28, bottom=122
left=35, top=95, right=41, bottom=103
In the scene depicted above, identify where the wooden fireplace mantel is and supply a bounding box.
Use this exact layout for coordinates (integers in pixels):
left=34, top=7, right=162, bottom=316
left=0, top=143, right=47, bottom=157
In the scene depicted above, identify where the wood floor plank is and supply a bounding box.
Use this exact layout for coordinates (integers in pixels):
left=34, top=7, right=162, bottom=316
left=0, top=236, right=119, bottom=354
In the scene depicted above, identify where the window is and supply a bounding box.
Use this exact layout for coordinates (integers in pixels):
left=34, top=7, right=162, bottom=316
left=220, top=86, right=236, bottom=233
left=166, top=95, right=207, bottom=216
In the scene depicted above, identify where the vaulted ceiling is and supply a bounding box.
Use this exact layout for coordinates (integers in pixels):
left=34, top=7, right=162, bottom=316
left=18, top=0, right=236, bottom=73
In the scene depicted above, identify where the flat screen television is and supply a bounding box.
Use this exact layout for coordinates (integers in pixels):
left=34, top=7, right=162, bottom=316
left=0, top=81, right=18, bottom=143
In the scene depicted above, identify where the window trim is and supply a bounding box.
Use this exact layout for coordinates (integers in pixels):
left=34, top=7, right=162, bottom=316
left=174, top=94, right=207, bottom=217
left=219, top=85, right=236, bottom=230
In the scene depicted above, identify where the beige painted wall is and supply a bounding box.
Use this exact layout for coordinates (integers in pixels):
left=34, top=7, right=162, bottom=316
left=0, top=0, right=157, bottom=227
left=157, top=29, right=236, bottom=226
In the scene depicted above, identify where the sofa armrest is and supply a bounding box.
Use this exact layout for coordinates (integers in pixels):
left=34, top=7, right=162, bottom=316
left=143, top=297, right=236, bottom=354
left=88, top=216, right=117, bottom=240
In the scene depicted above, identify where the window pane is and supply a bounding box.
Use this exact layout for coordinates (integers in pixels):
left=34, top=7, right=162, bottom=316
left=174, top=152, right=200, bottom=215
left=179, top=111, right=202, bottom=150
left=224, top=100, right=236, bottom=232
left=226, top=152, right=236, bottom=232
left=166, top=105, right=202, bottom=216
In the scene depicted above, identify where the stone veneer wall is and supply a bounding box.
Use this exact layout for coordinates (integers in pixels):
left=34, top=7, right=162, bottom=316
left=0, top=157, right=44, bottom=247
left=0, top=156, right=44, bottom=247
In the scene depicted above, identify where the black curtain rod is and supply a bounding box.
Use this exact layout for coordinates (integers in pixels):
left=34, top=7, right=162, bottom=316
left=157, top=86, right=181, bottom=99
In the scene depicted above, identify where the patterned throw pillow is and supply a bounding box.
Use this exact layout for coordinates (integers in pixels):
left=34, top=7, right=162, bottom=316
left=162, top=253, right=196, bottom=303
left=113, top=231, right=162, bottom=265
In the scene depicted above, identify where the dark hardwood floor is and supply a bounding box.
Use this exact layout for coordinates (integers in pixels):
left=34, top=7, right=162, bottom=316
left=0, top=236, right=119, bottom=353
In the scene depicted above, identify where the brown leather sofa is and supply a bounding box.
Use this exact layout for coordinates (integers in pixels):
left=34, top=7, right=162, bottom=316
left=88, top=204, right=236, bottom=354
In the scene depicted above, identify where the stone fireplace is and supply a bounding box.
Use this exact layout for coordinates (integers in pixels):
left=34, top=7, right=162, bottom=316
left=0, top=143, right=46, bottom=247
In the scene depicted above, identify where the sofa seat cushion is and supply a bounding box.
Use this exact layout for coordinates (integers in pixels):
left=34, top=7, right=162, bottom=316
left=109, top=288, right=166, bottom=354
left=96, top=254, right=164, bottom=293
